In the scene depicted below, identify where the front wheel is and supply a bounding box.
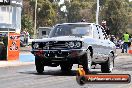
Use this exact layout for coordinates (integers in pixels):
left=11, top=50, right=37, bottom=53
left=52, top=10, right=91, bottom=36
left=35, top=56, right=44, bottom=74
left=82, top=50, right=92, bottom=74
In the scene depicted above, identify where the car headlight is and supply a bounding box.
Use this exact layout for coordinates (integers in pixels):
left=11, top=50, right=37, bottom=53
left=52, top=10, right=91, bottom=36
left=75, top=42, right=81, bottom=48
left=65, top=41, right=82, bottom=48
left=33, top=43, right=39, bottom=49
left=65, top=42, right=75, bottom=48
left=68, top=42, right=75, bottom=48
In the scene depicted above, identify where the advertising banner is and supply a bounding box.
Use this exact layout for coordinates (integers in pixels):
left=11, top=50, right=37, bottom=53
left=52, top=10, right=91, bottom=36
left=8, top=33, right=20, bottom=60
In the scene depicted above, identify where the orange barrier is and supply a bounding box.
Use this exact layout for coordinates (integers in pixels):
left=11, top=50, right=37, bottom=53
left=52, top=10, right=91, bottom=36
left=8, top=33, right=20, bottom=61
left=128, top=43, right=132, bottom=54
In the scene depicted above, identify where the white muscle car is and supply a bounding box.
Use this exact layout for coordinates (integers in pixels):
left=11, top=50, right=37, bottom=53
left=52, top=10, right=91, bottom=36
left=31, top=22, right=116, bottom=74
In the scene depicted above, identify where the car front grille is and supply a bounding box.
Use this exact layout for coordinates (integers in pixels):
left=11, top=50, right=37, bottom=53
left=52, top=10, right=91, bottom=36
left=44, top=51, right=69, bottom=58
left=39, top=41, right=68, bottom=50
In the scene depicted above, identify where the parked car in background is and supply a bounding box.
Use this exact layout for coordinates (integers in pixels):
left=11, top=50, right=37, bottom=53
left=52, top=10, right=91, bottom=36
left=31, top=22, right=116, bottom=74
left=37, top=27, right=52, bottom=39
left=20, top=33, right=34, bottom=46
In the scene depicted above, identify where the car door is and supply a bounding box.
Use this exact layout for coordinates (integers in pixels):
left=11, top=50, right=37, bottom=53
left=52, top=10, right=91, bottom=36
left=97, top=25, right=107, bottom=55
left=93, top=25, right=108, bottom=60
left=92, top=25, right=102, bottom=59
left=98, top=25, right=112, bottom=56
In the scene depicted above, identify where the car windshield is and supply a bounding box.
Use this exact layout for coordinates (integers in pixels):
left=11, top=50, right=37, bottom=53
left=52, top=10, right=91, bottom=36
left=49, top=24, right=92, bottom=38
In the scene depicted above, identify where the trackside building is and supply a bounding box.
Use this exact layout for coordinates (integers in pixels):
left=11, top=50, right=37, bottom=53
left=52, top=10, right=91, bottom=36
left=0, top=0, right=23, bottom=61
left=0, top=0, right=23, bottom=33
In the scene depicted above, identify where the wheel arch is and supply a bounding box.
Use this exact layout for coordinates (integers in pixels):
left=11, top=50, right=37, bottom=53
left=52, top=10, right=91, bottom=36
left=109, top=50, right=115, bottom=56
left=87, top=46, right=93, bottom=58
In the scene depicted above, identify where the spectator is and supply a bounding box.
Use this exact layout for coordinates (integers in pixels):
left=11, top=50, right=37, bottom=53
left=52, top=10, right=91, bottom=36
left=117, top=39, right=123, bottom=49
left=105, top=27, right=110, bottom=36
left=23, top=30, right=29, bottom=46
left=110, top=35, right=114, bottom=42
left=81, top=18, right=86, bottom=22
left=0, top=38, right=5, bottom=60
left=25, top=31, right=29, bottom=46
left=101, top=20, right=110, bottom=36
left=121, top=32, right=130, bottom=53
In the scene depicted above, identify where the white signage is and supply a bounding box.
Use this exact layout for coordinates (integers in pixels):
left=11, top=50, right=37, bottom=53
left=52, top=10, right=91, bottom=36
left=0, top=0, right=3, bottom=2
left=0, top=6, right=12, bottom=24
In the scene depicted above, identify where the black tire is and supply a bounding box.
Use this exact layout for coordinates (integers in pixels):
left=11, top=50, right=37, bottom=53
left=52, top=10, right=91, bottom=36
left=82, top=50, right=92, bottom=74
left=60, top=63, right=72, bottom=72
left=101, top=53, right=114, bottom=73
left=76, top=75, right=86, bottom=85
left=35, top=56, right=44, bottom=74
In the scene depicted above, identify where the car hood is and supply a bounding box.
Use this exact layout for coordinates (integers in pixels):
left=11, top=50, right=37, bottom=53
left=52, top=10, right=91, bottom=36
left=32, top=36, right=83, bottom=42
left=32, top=36, right=98, bottom=48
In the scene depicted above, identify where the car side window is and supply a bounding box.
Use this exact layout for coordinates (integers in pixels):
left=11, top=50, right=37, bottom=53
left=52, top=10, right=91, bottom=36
left=93, top=25, right=99, bottom=39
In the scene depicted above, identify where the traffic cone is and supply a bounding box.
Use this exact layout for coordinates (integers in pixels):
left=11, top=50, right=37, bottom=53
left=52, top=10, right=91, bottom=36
left=128, top=44, right=132, bottom=54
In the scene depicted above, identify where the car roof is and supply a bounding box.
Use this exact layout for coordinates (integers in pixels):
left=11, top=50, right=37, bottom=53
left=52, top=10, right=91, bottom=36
left=56, top=22, right=96, bottom=25
left=38, top=27, right=52, bottom=29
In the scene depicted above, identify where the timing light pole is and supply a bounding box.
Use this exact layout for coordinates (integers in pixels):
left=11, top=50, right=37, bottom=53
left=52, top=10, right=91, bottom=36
left=34, top=0, right=37, bottom=39
left=96, top=0, right=99, bottom=24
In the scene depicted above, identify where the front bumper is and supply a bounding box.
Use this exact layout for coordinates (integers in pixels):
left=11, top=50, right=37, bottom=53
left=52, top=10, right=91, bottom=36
left=31, top=49, right=86, bottom=59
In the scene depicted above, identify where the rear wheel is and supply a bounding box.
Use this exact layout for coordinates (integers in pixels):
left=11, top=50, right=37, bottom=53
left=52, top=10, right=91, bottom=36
left=101, top=53, right=114, bottom=73
left=35, top=56, right=44, bottom=74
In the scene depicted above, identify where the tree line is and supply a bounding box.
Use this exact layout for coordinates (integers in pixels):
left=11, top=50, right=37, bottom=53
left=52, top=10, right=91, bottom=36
left=21, top=0, right=132, bottom=37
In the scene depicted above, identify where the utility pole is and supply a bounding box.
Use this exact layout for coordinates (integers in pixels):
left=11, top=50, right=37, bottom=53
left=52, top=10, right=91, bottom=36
left=34, top=0, right=37, bottom=39
left=96, top=0, right=99, bottom=24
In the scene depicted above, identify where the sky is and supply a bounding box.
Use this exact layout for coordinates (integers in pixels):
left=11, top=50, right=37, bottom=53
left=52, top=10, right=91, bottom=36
left=59, top=0, right=66, bottom=12
left=59, top=0, right=132, bottom=11
left=58, top=0, right=64, bottom=5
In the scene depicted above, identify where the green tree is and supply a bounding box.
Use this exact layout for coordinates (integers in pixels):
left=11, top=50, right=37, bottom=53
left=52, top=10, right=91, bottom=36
left=66, top=1, right=81, bottom=22
left=37, top=0, right=56, bottom=26
left=99, top=0, right=107, bottom=6
left=105, top=0, right=129, bottom=36
left=65, top=0, right=95, bottom=22
left=29, top=0, right=58, bottom=27
left=80, top=1, right=96, bottom=22
left=127, top=1, right=132, bottom=34
left=21, top=15, right=34, bottom=35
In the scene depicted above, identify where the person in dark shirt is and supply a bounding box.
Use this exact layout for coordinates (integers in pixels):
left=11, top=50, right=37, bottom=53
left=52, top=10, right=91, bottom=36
left=110, top=35, right=114, bottom=42
left=0, top=38, right=5, bottom=60
left=81, top=18, right=86, bottom=22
